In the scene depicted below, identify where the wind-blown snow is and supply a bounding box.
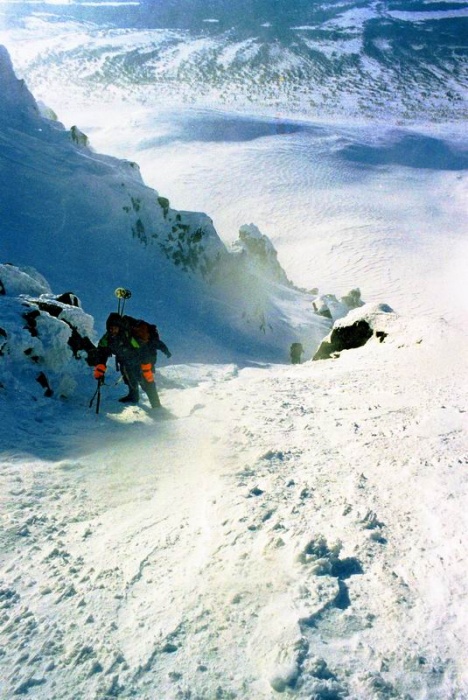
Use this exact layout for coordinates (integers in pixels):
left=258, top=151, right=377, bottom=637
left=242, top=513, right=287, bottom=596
left=1, top=5, right=468, bottom=698
left=1, top=304, right=467, bottom=699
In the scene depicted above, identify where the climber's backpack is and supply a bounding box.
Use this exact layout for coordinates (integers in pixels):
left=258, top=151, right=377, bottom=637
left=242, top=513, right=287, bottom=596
left=123, top=315, right=160, bottom=345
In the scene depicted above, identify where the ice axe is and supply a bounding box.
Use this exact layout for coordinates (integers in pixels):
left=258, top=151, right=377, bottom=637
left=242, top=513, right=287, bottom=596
left=115, top=287, right=132, bottom=316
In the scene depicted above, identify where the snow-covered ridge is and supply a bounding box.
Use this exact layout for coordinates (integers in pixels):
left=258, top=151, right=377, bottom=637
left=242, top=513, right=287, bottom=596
left=0, top=42, right=227, bottom=282
left=1, top=45, right=340, bottom=361
left=0, top=42, right=287, bottom=292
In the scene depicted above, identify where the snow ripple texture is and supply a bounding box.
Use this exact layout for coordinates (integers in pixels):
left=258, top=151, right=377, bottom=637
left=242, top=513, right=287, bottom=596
left=1, top=326, right=467, bottom=699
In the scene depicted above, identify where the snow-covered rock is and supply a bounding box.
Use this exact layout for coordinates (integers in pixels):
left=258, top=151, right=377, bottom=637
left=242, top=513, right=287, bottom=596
left=313, top=303, right=396, bottom=360
left=312, top=289, right=365, bottom=322
left=0, top=264, right=95, bottom=401
left=312, top=293, right=349, bottom=321
left=231, top=223, right=291, bottom=286
left=340, top=287, right=365, bottom=311
left=0, top=263, right=51, bottom=297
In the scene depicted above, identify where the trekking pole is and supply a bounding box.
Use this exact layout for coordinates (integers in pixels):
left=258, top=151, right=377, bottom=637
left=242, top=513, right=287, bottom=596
left=96, top=378, right=102, bottom=414
left=120, top=292, right=130, bottom=315
left=89, top=378, right=103, bottom=414
left=115, top=287, right=132, bottom=316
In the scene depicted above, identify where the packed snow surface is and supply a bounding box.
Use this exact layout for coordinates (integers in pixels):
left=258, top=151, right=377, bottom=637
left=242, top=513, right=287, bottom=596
left=1, top=316, right=467, bottom=699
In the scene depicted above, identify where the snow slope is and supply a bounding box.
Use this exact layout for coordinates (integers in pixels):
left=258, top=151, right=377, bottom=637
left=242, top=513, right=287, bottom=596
left=1, top=309, right=467, bottom=699
left=0, top=45, right=334, bottom=364
left=1, top=11, right=468, bottom=700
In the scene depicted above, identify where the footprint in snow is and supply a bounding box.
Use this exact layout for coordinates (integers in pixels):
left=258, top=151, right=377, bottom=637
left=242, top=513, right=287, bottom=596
left=189, top=403, right=205, bottom=415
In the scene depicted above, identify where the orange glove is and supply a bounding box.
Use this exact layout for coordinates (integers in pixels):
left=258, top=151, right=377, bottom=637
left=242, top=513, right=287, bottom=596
left=141, top=363, right=154, bottom=383
left=94, top=364, right=107, bottom=380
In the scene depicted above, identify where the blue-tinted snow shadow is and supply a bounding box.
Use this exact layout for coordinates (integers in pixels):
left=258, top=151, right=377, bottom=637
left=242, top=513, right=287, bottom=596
left=181, top=114, right=307, bottom=142
left=339, top=131, right=468, bottom=171
left=138, top=112, right=314, bottom=148
left=0, top=396, right=176, bottom=461
left=140, top=112, right=468, bottom=173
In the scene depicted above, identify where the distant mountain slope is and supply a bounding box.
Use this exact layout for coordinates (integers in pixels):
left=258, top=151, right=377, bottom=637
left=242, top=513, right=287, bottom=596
left=0, top=45, right=332, bottom=363
left=2, top=0, right=467, bottom=121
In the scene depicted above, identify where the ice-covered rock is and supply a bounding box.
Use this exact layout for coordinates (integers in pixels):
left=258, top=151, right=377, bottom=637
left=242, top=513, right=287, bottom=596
left=231, top=223, right=291, bottom=285
left=313, top=303, right=396, bottom=360
left=0, top=264, right=95, bottom=400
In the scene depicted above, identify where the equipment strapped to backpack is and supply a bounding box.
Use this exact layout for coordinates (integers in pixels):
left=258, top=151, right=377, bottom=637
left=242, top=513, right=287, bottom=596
left=122, top=315, right=160, bottom=345
left=115, top=288, right=132, bottom=300
left=105, top=312, right=159, bottom=345
left=114, top=287, right=132, bottom=315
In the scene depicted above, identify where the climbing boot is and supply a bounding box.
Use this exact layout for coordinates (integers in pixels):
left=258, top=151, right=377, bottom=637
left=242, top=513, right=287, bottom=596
left=118, top=392, right=139, bottom=403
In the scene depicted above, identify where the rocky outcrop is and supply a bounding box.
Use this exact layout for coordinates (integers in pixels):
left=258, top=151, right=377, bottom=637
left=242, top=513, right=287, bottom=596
left=151, top=210, right=227, bottom=280
left=70, top=125, right=89, bottom=148
left=312, top=289, right=365, bottom=322
left=340, top=288, right=364, bottom=310
left=0, top=264, right=96, bottom=399
left=231, top=224, right=291, bottom=286
left=313, top=303, right=394, bottom=360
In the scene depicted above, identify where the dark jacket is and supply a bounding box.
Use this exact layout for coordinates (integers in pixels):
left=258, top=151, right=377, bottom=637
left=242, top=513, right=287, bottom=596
left=96, top=329, right=140, bottom=367
left=97, top=313, right=171, bottom=368
left=140, top=334, right=171, bottom=365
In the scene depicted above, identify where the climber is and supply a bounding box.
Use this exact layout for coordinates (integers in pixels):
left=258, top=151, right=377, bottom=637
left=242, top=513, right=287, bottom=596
left=290, top=342, right=304, bottom=365
left=93, top=312, right=171, bottom=409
